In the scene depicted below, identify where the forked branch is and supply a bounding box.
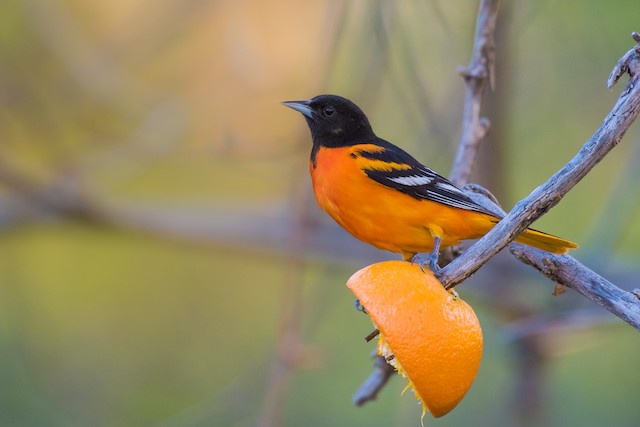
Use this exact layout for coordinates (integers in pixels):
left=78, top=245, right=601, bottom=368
left=437, top=32, right=640, bottom=301
left=354, top=27, right=640, bottom=408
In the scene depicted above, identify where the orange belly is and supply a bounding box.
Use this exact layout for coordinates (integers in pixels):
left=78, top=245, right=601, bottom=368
left=310, top=146, right=495, bottom=256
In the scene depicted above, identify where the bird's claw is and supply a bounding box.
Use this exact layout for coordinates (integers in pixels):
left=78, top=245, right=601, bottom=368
left=411, top=253, right=441, bottom=273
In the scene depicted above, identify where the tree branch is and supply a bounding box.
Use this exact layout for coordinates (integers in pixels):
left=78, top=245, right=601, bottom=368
left=437, top=32, right=640, bottom=291
left=350, top=28, right=640, bottom=410
left=449, top=0, right=499, bottom=187
left=466, top=175, right=640, bottom=330
left=352, top=355, right=396, bottom=406
left=510, top=244, right=640, bottom=329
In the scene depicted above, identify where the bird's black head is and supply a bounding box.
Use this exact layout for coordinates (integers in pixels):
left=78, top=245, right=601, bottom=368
left=282, top=94, right=375, bottom=148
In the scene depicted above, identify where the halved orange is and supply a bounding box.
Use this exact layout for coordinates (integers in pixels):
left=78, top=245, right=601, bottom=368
left=347, top=261, right=483, bottom=418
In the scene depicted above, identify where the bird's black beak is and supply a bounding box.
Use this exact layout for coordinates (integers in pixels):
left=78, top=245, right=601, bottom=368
left=282, top=99, right=314, bottom=119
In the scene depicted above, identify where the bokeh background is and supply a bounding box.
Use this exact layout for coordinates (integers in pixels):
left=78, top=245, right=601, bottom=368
left=1, top=1, right=639, bottom=426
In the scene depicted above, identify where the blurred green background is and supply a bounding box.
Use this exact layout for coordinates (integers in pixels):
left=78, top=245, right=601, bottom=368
left=1, top=1, right=639, bottom=426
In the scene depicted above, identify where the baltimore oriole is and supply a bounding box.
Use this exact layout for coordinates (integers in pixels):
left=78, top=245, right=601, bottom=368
left=283, top=94, right=577, bottom=269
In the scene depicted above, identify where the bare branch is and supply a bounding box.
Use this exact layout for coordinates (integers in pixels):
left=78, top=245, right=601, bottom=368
left=510, top=245, right=640, bottom=329
left=456, top=181, right=640, bottom=329
left=352, top=355, right=396, bottom=406
left=449, top=0, right=499, bottom=187
left=438, top=32, right=640, bottom=289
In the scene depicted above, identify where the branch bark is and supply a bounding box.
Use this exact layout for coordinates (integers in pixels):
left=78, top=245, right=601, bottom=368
left=510, top=244, right=640, bottom=329
left=352, top=355, right=396, bottom=406
left=449, top=0, right=499, bottom=187
left=437, top=33, right=640, bottom=295
left=465, top=179, right=640, bottom=330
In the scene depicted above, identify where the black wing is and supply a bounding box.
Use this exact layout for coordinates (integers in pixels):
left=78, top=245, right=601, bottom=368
left=357, top=139, right=496, bottom=215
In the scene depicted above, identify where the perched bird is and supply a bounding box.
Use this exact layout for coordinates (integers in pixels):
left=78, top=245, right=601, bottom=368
left=283, top=94, right=577, bottom=270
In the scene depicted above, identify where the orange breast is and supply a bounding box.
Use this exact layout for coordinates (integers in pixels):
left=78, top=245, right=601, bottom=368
left=309, top=146, right=495, bottom=255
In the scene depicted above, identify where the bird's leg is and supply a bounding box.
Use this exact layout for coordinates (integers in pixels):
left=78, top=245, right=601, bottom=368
left=427, top=235, right=442, bottom=272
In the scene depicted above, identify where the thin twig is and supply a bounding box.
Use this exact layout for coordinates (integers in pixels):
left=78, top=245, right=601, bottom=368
left=438, top=33, right=640, bottom=293
left=449, top=0, right=499, bottom=187
left=364, top=329, right=380, bottom=342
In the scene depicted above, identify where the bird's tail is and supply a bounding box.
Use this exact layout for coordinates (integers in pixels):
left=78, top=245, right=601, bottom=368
left=514, top=228, right=578, bottom=254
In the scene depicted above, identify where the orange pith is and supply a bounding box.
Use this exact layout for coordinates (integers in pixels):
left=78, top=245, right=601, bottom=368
left=347, top=261, right=483, bottom=418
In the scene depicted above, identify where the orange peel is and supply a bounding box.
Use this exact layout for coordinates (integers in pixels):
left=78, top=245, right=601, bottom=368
left=347, top=261, right=483, bottom=418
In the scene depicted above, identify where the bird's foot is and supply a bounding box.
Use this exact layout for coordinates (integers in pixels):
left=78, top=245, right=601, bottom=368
left=410, top=253, right=441, bottom=273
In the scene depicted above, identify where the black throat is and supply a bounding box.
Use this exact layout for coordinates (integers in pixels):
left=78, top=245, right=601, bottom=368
left=307, top=118, right=375, bottom=168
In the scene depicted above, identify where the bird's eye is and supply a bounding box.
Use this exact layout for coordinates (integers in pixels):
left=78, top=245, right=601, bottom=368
left=323, top=106, right=335, bottom=116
